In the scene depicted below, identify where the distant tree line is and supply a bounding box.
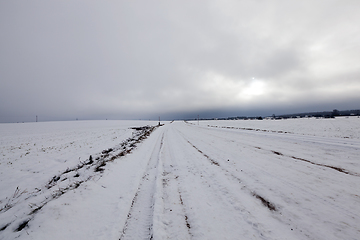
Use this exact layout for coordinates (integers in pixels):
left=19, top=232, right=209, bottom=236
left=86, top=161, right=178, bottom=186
left=185, top=109, right=360, bottom=121
left=276, top=109, right=360, bottom=119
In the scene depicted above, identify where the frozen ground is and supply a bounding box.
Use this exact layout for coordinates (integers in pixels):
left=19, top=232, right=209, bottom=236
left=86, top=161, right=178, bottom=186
left=0, top=118, right=359, bottom=239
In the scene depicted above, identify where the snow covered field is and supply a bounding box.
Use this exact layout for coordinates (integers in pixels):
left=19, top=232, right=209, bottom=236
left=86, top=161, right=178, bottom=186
left=1, top=118, right=359, bottom=239
left=196, top=116, right=360, bottom=139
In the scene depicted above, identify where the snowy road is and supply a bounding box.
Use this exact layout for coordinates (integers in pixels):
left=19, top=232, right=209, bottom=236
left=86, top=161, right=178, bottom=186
left=139, top=122, right=359, bottom=240
left=160, top=122, right=360, bottom=239
left=2, top=120, right=360, bottom=239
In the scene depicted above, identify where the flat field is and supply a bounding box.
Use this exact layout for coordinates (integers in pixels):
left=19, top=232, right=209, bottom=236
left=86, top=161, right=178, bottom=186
left=0, top=118, right=359, bottom=239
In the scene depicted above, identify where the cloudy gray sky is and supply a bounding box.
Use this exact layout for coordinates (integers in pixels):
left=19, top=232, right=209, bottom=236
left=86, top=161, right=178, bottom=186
left=1, top=0, right=360, bottom=122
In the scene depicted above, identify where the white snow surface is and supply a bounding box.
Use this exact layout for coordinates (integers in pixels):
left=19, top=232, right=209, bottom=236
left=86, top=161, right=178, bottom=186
left=1, top=118, right=360, bottom=239
left=195, top=116, right=360, bottom=139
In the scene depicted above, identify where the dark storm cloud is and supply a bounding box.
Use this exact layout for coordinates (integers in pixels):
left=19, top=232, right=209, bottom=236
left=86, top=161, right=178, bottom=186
left=1, top=0, right=360, bottom=122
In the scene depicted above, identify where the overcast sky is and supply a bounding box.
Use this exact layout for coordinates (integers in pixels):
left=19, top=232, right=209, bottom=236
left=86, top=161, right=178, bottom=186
left=1, top=0, right=360, bottom=122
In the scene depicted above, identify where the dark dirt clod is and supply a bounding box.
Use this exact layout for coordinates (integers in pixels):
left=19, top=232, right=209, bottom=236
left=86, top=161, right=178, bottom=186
left=0, top=223, right=10, bottom=231
left=185, top=215, right=191, bottom=229
left=272, top=151, right=283, bottom=156
left=15, top=219, right=30, bottom=232
left=87, top=155, right=94, bottom=165
left=29, top=204, right=44, bottom=215
left=52, top=176, right=60, bottom=182
left=71, top=181, right=82, bottom=189
left=63, top=168, right=72, bottom=174
left=102, top=148, right=113, bottom=155
left=253, top=193, right=277, bottom=211
left=94, top=161, right=106, bottom=172
left=46, top=175, right=62, bottom=189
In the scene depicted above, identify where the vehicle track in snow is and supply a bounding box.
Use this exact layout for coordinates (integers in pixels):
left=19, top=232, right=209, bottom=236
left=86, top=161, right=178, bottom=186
left=156, top=130, right=193, bottom=239
left=7, top=121, right=358, bottom=239
left=175, top=122, right=360, bottom=239
left=175, top=131, right=329, bottom=239
left=187, top=122, right=360, bottom=176
left=169, top=127, right=290, bottom=239
left=120, top=127, right=194, bottom=240
left=116, top=122, right=359, bottom=239
left=120, top=124, right=277, bottom=239
left=119, top=133, right=164, bottom=240
left=181, top=129, right=349, bottom=212
left=179, top=124, right=360, bottom=215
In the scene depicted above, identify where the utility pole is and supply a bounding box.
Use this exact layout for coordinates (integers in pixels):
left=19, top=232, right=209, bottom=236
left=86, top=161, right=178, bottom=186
left=158, top=116, right=161, bottom=126
left=36, top=115, right=38, bottom=122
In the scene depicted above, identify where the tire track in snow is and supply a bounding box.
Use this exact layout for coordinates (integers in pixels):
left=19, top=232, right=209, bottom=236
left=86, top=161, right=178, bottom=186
left=176, top=127, right=327, bottom=239
left=154, top=126, right=192, bottom=239
left=170, top=127, right=286, bottom=239
left=199, top=123, right=360, bottom=177
left=159, top=168, right=192, bottom=239
left=177, top=123, right=360, bottom=239
left=120, top=127, right=194, bottom=240
left=119, top=132, right=164, bottom=240
left=186, top=130, right=360, bottom=219
left=164, top=140, right=193, bottom=239
left=287, top=154, right=360, bottom=177
left=177, top=128, right=278, bottom=212
left=256, top=147, right=360, bottom=177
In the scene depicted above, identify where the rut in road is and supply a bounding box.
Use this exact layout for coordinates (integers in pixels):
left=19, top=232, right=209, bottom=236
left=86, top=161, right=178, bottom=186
left=120, top=133, right=164, bottom=240
left=176, top=122, right=360, bottom=239
left=180, top=126, right=360, bottom=219
left=167, top=126, right=287, bottom=239
left=175, top=127, right=278, bottom=212
left=120, top=128, right=193, bottom=240
left=117, top=122, right=359, bottom=239
left=158, top=129, right=193, bottom=239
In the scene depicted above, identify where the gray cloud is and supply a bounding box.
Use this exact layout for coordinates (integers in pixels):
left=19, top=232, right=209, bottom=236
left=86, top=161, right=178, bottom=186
left=1, top=0, right=360, bottom=122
